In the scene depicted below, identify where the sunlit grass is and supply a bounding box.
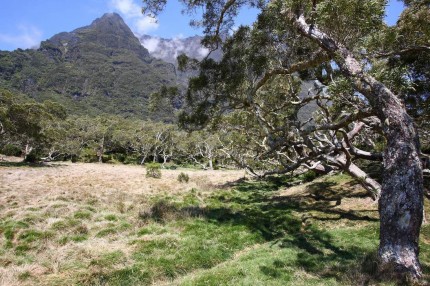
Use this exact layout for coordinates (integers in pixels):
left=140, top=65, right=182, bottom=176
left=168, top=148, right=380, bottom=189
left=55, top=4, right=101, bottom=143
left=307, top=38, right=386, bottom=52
left=0, top=162, right=428, bottom=285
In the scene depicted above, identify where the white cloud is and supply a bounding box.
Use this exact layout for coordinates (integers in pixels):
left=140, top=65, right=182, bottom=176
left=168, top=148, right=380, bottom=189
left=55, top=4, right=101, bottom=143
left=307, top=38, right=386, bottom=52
left=198, top=47, right=209, bottom=57
left=173, top=34, right=185, bottom=40
left=110, top=0, right=159, bottom=35
left=110, top=0, right=141, bottom=18
left=134, top=17, right=159, bottom=34
left=0, top=25, right=43, bottom=49
left=142, top=37, right=160, bottom=53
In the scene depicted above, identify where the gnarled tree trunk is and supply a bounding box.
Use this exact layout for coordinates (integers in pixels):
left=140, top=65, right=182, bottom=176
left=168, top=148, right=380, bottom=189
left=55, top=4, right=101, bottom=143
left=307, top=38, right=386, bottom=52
left=377, top=96, right=423, bottom=278
left=291, top=13, right=424, bottom=279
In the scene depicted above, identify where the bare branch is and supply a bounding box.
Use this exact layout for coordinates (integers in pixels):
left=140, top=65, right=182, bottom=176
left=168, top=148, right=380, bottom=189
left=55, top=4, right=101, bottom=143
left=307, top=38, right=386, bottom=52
left=253, top=51, right=330, bottom=93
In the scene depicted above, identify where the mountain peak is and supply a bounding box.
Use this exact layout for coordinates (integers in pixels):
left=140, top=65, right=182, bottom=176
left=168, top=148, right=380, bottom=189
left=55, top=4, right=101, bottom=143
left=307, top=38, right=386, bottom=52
left=88, top=12, right=133, bottom=38
left=42, top=13, right=150, bottom=61
left=91, top=12, right=127, bottom=28
left=101, top=12, right=122, bottom=19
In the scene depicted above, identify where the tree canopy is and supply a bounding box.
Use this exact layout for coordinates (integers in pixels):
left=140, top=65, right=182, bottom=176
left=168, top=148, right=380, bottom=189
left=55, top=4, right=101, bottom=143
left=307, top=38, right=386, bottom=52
left=143, top=0, right=430, bottom=280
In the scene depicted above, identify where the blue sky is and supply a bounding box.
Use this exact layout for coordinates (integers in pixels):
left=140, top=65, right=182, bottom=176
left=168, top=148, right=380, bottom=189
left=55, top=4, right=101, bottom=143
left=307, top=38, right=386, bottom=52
left=0, top=0, right=405, bottom=51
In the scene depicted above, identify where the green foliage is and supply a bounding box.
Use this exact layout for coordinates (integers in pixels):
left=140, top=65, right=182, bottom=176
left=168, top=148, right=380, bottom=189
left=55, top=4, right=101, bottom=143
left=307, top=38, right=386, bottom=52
left=90, top=251, right=126, bottom=268
left=3, top=165, right=430, bottom=285
left=146, top=162, right=162, bottom=178
left=23, top=151, right=39, bottom=163
left=300, top=170, right=318, bottom=183
left=1, top=144, right=21, bottom=156
left=18, top=230, right=53, bottom=243
left=79, top=148, right=98, bottom=163
left=0, top=88, right=68, bottom=160
left=178, top=172, right=190, bottom=183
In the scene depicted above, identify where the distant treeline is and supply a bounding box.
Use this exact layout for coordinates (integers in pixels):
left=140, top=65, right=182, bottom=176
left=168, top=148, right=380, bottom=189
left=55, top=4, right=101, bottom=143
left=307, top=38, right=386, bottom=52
left=0, top=89, right=223, bottom=169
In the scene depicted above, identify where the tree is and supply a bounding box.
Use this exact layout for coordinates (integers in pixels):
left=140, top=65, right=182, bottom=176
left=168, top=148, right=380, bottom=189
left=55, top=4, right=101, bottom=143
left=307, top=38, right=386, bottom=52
left=0, top=88, right=67, bottom=161
left=375, top=1, right=430, bottom=152
left=186, top=130, right=221, bottom=169
left=143, top=0, right=428, bottom=279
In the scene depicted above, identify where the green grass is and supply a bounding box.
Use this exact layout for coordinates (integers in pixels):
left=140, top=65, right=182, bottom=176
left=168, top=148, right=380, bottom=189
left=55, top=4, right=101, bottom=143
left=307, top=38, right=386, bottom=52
left=90, top=250, right=126, bottom=268
left=17, top=270, right=32, bottom=281
left=1, top=172, right=429, bottom=285
left=58, top=234, right=89, bottom=245
left=104, top=214, right=118, bottom=221
left=51, top=218, right=81, bottom=230
left=73, top=210, right=92, bottom=219
left=95, top=227, right=118, bottom=237
left=77, top=173, right=429, bottom=285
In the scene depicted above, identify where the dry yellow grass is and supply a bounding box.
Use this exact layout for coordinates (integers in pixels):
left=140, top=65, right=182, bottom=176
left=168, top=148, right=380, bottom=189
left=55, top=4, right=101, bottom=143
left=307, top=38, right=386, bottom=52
left=0, top=161, right=246, bottom=286
left=2, top=162, right=427, bottom=285
left=0, top=162, right=246, bottom=216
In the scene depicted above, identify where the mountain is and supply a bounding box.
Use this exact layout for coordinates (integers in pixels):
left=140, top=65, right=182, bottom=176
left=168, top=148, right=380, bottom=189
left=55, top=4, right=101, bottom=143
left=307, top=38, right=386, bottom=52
left=0, top=13, right=176, bottom=120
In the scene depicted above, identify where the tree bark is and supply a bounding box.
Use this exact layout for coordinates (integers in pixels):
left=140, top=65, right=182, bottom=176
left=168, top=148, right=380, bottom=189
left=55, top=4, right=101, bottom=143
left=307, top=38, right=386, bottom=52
left=140, top=154, right=147, bottom=165
left=332, top=155, right=381, bottom=200
left=162, top=151, right=169, bottom=167
left=290, top=13, right=424, bottom=278
left=98, top=136, right=105, bottom=163
left=24, top=143, right=33, bottom=161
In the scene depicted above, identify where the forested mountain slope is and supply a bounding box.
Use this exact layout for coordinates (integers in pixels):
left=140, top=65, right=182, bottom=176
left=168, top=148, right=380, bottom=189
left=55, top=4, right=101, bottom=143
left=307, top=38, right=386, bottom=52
left=0, top=13, right=176, bottom=120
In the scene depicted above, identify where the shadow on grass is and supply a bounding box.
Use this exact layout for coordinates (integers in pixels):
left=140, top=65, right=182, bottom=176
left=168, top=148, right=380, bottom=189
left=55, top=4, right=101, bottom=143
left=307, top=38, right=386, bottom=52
left=0, top=161, right=64, bottom=168
left=146, top=175, right=384, bottom=284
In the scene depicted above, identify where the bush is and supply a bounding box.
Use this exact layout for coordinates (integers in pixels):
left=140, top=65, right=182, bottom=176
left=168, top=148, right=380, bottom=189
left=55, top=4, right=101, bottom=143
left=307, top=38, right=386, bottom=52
left=79, top=148, right=98, bottom=163
left=302, top=170, right=318, bottom=182
left=24, top=151, right=39, bottom=163
left=102, top=155, right=112, bottom=163
left=177, top=172, right=189, bottom=183
left=146, top=163, right=162, bottom=178
left=114, top=153, right=126, bottom=163
left=163, top=163, right=178, bottom=170
left=2, top=144, right=22, bottom=156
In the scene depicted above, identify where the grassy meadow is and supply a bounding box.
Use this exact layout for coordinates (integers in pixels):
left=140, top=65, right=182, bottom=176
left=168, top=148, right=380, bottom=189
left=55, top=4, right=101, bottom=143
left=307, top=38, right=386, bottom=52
left=0, top=159, right=429, bottom=285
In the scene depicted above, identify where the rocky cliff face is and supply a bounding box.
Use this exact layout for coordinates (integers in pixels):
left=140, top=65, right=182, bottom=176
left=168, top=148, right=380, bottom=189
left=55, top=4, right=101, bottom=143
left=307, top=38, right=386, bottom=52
left=0, top=13, right=176, bottom=120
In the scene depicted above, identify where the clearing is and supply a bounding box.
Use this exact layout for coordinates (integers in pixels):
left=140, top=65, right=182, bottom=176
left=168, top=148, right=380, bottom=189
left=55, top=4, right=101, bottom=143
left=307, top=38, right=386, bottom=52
left=0, top=161, right=429, bottom=285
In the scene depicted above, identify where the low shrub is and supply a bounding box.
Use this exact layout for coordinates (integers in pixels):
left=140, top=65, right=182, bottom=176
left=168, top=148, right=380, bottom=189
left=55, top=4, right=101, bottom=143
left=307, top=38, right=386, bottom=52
left=2, top=144, right=22, bottom=156
left=177, top=172, right=189, bottom=183
left=146, top=163, right=162, bottom=178
left=301, top=170, right=318, bottom=182
left=79, top=148, right=98, bottom=163
left=102, top=155, right=112, bottom=163
left=70, top=155, right=78, bottom=163
left=24, top=151, right=39, bottom=163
